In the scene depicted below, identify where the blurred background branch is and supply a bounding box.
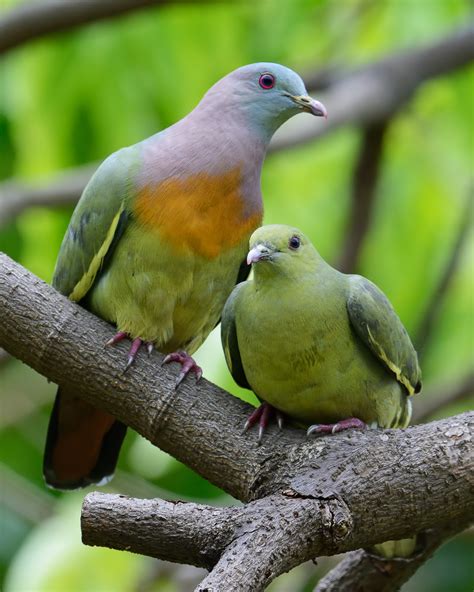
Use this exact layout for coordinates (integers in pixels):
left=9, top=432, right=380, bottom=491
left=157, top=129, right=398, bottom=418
left=335, top=121, right=388, bottom=273
left=413, top=372, right=474, bottom=424
left=414, top=187, right=473, bottom=357
left=0, top=0, right=193, bottom=55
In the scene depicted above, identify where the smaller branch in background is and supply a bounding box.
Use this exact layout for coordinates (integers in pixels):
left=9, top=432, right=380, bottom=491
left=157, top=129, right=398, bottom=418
left=0, top=164, right=97, bottom=228
left=413, top=373, right=474, bottom=424
left=414, top=187, right=473, bottom=357
left=0, top=0, right=184, bottom=55
left=313, top=519, right=471, bottom=592
left=335, top=121, right=388, bottom=273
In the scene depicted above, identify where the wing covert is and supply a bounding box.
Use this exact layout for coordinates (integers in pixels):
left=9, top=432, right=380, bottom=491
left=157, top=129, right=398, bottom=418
left=52, top=147, right=138, bottom=301
left=347, top=276, right=422, bottom=395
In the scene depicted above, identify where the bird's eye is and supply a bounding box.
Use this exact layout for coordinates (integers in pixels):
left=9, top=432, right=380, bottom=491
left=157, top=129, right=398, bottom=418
left=259, top=73, right=275, bottom=89
left=288, top=236, right=301, bottom=250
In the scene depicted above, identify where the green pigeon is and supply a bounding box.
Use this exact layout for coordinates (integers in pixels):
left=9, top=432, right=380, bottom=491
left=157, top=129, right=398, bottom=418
left=43, top=64, right=327, bottom=490
left=222, top=223, right=421, bottom=434
left=221, top=224, right=422, bottom=557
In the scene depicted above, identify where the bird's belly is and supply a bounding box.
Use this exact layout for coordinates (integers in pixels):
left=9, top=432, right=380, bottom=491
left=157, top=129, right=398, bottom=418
left=88, top=224, right=247, bottom=353
left=239, top=309, right=405, bottom=427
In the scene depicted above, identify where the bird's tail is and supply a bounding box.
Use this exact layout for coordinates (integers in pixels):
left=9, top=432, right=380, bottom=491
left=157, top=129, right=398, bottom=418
left=43, top=387, right=127, bottom=489
left=372, top=537, right=417, bottom=559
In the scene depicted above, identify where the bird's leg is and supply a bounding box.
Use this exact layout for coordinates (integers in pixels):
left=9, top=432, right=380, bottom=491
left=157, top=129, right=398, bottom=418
left=162, top=350, right=203, bottom=389
left=307, top=417, right=367, bottom=436
left=244, top=402, right=284, bottom=444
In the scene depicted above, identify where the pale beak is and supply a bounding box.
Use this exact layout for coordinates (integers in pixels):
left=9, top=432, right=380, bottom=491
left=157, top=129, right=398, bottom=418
left=290, top=95, right=327, bottom=118
left=247, top=245, right=271, bottom=265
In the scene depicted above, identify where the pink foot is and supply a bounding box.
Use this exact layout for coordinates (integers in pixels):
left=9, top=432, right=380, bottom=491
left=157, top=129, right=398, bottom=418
left=307, top=417, right=367, bottom=436
left=244, top=402, right=284, bottom=444
left=162, top=350, right=203, bottom=388
left=105, top=331, right=153, bottom=372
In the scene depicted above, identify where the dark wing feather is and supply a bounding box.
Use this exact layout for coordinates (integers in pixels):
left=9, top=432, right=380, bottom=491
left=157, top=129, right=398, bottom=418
left=221, top=283, right=251, bottom=390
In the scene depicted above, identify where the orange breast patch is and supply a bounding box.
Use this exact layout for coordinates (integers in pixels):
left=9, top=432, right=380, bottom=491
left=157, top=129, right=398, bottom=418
left=134, top=168, right=262, bottom=259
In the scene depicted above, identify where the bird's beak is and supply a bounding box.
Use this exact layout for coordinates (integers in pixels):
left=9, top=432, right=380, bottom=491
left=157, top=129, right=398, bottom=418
left=289, top=95, right=327, bottom=118
left=247, top=245, right=272, bottom=265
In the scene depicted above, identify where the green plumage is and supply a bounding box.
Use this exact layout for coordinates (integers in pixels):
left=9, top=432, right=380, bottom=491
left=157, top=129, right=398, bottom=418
left=222, top=224, right=421, bottom=429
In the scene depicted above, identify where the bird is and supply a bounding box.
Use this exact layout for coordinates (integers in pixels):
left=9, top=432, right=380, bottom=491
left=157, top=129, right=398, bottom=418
left=43, top=64, right=327, bottom=490
left=221, top=224, right=422, bottom=557
left=221, top=223, right=422, bottom=442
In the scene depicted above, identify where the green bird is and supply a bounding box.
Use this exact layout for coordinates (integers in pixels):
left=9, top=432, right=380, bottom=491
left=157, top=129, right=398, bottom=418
left=43, top=65, right=327, bottom=490
left=221, top=224, right=422, bottom=557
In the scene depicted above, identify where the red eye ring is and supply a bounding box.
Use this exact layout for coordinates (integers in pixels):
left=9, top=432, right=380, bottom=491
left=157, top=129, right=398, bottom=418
left=259, top=73, right=275, bottom=89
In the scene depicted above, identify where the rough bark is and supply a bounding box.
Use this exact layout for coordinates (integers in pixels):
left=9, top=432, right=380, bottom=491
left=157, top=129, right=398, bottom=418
left=314, top=520, right=468, bottom=592
left=1, top=253, right=473, bottom=591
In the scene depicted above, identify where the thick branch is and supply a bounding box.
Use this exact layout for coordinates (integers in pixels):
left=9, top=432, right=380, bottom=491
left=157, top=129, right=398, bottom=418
left=0, top=0, right=186, bottom=55
left=414, top=188, right=473, bottom=356
left=1, top=26, right=472, bottom=228
left=1, top=253, right=473, bottom=590
left=336, top=121, right=387, bottom=273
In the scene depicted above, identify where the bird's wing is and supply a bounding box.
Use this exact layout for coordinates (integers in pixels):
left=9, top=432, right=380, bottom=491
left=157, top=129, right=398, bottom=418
left=221, top=283, right=251, bottom=390
left=52, top=148, right=137, bottom=301
left=347, top=275, right=422, bottom=395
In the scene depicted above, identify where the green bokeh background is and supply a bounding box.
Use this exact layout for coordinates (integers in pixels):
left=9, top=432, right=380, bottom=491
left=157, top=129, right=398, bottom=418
left=0, top=1, right=473, bottom=591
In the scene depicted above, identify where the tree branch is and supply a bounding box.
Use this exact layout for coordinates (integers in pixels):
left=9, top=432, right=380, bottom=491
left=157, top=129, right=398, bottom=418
left=273, top=25, right=474, bottom=152
left=1, top=26, right=472, bottom=229
left=0, top=0, right=191, bottom=55
left=314, top=519, right=468, bottom=592
left=335, top=121, right=387, bottom=273
left=414, top=188, right=473, bottom=356
left=1, top=252, right=473, bottom=590
left=0, top=164, right=97, bottom=228
left=412, top=373, right=474, bottom=424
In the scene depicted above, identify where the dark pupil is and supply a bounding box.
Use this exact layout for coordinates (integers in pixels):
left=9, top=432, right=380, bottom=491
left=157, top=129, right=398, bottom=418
left=262, top=75, right=273, bottom=87
left=289, top=236, right=300, bottom=249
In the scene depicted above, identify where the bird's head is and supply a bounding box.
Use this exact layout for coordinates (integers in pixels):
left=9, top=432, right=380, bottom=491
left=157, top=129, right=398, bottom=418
left=247, top=224, right=320, bottom=278
left=201, top=63, right=327, bottom=139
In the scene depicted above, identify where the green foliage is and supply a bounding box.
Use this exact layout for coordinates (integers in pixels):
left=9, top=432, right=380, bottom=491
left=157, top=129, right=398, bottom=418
left=0, top=0, right=472, bottom=590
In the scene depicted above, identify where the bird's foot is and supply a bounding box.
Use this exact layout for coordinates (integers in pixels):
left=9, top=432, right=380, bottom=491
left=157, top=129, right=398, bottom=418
left=307, top=417, right=367, bottom=436
left=244, top=402, right=284, bottom=445
left=162, top=351, right=203, bottom=389
left=105, top=331, right=154, bottom=372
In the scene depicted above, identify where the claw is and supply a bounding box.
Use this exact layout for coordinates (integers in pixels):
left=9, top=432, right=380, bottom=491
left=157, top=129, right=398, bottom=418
left=244, top=403, right=283, bottom=444
left=123, top=338, right=143, bottom=373
left=307, top=417, right=367, bottom=437
left=105, top=331, right=127, bottom=347
left=162, top=351, right=202, bottom=389
left=146, top=342, right=154, bottom=356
